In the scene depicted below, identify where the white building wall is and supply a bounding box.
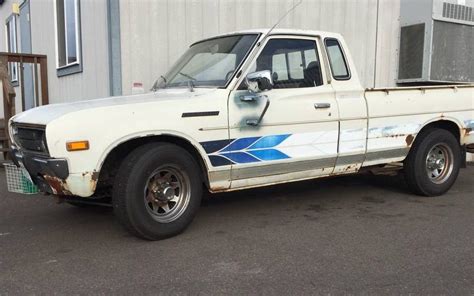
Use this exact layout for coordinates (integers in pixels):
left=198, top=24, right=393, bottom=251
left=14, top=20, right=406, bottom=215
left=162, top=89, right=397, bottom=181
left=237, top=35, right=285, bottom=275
left=29, top=0, right=110, bottom=104
left=0, top=0, right=110, bottom=109
left=119, top=0, right=401, bottom=94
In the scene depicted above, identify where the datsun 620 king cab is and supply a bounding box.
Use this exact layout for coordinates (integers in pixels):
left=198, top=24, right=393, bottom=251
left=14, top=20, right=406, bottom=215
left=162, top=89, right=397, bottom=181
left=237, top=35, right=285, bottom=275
left=8, top=29, right=474, bottom=240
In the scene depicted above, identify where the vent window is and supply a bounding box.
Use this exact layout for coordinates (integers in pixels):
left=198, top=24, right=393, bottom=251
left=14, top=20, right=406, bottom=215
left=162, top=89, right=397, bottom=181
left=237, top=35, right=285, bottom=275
left=442, top=2, right=474, bottom=22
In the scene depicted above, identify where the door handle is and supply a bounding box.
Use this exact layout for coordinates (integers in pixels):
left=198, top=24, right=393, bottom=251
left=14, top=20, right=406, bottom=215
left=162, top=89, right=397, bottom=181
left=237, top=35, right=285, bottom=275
left=314, top=103, right=331, bottom=109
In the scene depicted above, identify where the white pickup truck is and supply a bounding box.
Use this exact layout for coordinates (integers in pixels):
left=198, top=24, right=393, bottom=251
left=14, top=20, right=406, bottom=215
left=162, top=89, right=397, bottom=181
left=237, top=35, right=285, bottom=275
left=8, top=29, right=474, bottom=240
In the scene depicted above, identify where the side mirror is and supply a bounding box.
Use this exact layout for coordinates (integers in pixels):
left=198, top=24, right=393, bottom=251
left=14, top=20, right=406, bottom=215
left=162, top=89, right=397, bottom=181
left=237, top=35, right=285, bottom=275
left=246, top=70, right=273, bottom=93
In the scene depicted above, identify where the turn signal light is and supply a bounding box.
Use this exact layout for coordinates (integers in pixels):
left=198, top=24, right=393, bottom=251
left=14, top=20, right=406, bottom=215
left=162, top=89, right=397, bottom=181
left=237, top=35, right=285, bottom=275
left=66, top=141, right=90, bottom=152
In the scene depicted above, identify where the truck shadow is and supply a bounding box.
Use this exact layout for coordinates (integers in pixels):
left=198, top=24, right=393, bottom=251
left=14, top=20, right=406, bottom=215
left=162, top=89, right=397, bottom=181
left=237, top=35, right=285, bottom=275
left=0, top=170, right=419, bottom=243
left=203, top=172, right=411, bottom=207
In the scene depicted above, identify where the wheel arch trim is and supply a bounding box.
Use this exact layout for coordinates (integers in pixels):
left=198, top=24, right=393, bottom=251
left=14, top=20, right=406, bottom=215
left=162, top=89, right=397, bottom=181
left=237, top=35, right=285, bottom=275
left=95, top=130, right=213, bottom=185
left=410, top=117, right=465, bottom=150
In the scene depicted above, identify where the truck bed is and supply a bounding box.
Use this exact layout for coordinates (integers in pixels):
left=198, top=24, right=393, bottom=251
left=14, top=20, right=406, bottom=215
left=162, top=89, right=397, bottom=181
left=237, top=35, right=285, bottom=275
left=362, top=84, right=474, bottom=166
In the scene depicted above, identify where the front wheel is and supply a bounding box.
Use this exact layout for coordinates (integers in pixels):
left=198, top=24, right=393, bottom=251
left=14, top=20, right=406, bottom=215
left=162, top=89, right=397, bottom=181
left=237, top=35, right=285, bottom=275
left=113, top=143, right=202, bottom=240
left=404, top=128, right=461, bottom=196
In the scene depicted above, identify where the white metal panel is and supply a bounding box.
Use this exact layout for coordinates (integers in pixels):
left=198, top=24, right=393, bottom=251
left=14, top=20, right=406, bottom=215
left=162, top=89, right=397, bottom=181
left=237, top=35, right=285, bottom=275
left=119, top=0, right=402, bottom=94
left=375, top=0, right=401, bottom=88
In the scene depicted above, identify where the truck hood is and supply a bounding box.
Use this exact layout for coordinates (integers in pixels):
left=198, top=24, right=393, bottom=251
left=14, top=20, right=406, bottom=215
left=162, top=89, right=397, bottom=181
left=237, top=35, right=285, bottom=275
left=11, top=88, right=218, bottom=126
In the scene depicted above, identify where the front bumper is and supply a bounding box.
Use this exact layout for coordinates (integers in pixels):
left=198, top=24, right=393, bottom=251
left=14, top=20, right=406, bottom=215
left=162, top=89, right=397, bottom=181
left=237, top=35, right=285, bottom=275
left=11, top=147, right=70, bottom=195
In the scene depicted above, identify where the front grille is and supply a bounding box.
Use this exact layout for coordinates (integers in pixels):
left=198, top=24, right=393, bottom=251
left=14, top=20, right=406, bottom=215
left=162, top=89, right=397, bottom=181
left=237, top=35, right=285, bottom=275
left=12, top=125, right=49, bottom=154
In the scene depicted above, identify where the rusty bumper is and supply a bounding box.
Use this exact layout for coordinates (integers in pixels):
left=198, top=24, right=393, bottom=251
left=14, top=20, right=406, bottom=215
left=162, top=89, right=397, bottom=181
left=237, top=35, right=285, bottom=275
left=11, top=147, right=70, bottom=195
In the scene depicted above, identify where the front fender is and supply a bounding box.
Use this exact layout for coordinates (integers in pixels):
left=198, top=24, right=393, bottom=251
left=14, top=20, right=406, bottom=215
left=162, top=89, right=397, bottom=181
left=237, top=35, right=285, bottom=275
left=95, top=130, right=212, bottom=172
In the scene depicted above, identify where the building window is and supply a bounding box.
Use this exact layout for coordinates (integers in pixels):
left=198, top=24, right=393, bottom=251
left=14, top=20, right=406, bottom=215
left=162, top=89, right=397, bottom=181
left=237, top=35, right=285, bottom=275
left=55, top=0, right=82, bottom=76
left=5, top=15, right=18, bottom=84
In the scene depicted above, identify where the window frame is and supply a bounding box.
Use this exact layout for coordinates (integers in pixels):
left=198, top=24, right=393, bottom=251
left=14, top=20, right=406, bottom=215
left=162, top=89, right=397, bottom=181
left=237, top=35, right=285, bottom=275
left=5, top=14, right=19, bottom=85
left=239, top=36, right=325, bottom=90
left=324, top=38, right=351, bottom=81
left=54, top=0, right=83, bottom=77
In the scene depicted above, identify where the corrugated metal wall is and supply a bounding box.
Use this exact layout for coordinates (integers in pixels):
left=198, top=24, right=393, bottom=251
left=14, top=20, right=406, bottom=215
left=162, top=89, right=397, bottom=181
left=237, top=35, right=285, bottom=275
left=29, top=0, right=110, bottom=104
left=119, top=0, right=401, bottom=94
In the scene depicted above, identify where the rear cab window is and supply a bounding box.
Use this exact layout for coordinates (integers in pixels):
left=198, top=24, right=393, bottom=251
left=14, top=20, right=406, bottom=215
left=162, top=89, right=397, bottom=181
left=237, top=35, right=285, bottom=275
left=324, top=38, right=350, bottom=80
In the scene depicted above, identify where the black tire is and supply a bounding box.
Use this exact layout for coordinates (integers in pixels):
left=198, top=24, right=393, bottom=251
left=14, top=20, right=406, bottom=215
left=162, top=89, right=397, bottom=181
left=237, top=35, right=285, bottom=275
left=113, top=143, right=202, bottom=240
left=404, top=128, right=461, bottom=196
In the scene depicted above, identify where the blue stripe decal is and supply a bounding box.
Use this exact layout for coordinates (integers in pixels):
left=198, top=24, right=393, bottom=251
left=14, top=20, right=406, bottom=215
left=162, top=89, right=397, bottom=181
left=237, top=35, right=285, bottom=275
left=209, top=155, right=234, bottom=166
left=248, top=134, right=291, bottom=149
left=201, top=139, right=233, bottom=154
left=220, top=137, right=260, bottom=152
left=248, top=149, right=290, bottom=161
left=221, top=152, right=260, bottom=163
left=200, top=133, right=294, bottom=167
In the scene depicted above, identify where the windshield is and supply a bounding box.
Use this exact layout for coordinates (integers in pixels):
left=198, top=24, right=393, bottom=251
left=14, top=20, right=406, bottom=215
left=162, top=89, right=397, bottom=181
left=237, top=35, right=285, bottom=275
left=159, top=34, right=259, bottom=89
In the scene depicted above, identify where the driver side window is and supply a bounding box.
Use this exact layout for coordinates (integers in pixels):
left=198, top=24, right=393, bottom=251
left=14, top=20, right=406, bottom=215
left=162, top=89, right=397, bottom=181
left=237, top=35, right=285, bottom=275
left=249, top=38, right=323, bottom=89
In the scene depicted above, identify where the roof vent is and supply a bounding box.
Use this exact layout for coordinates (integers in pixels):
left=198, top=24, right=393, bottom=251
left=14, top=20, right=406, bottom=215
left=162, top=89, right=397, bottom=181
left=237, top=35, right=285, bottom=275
left=442, top=2, right=474, bottom=22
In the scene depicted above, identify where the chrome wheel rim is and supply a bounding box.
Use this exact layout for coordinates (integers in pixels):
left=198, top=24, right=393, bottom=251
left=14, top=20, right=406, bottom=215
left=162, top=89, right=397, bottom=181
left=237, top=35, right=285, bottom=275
left=144, top=166, right=190, bottom=223
left=425, top=143, right=454, bottom=184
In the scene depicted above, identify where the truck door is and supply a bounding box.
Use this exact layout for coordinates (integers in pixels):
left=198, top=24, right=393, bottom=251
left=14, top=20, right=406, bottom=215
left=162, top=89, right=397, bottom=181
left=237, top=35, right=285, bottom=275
left=226, top=36, right=339, bottom=189
left=324, top=38, right=368, bottom=173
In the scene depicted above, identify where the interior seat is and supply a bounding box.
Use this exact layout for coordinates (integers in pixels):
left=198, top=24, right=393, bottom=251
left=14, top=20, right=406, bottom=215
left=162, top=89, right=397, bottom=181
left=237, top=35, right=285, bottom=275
left=303, top=61, right=323, bottom=87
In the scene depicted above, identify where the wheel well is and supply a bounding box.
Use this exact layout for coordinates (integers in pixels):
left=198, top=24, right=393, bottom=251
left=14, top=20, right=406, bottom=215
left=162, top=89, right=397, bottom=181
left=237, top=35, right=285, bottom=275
left=417, top=120, right=461, bottom=144
left=96, top=135, right=210, bottom=193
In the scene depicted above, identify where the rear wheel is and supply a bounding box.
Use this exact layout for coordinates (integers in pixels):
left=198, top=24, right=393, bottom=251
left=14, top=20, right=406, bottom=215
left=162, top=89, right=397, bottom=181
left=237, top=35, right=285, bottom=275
left=113, top=143, right=202, bottom=240
left=404, top=128, right=461, bottom=196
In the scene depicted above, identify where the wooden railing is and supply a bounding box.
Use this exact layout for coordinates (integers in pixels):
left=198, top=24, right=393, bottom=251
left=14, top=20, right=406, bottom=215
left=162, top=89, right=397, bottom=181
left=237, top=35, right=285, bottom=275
left=0, top=52, right=49, bottom=159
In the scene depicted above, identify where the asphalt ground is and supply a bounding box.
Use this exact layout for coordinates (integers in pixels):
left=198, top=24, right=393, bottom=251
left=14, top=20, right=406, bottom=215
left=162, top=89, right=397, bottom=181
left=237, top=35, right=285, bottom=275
left=0, top=166, right=473, bottom=295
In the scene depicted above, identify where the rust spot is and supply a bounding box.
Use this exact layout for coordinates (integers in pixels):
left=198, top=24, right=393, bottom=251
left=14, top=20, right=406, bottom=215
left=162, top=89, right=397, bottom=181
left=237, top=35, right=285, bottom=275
left=405, top=134, right=415, bottom=146
left=211, top=186, right=228, bottom=191
left=43, top=175, right=72, bottom=195
left=465, top=128, right=472, bottom=134
left=91, top=171, right=99, bottom=181
left=343, top=164, right=358, bottom=172
left=79, top=171, right=100, bottom=192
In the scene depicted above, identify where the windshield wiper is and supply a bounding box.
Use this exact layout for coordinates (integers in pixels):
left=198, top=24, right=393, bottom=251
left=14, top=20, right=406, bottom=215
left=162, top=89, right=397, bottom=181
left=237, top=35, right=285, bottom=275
left=178, top=72, right=196, bottom=81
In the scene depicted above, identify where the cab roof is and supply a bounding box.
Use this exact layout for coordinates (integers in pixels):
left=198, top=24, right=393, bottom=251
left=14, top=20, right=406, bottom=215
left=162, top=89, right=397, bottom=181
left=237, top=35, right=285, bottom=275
left=210, top=28, right=343, bottom=40
left=191, top=28, right=344, bottom=47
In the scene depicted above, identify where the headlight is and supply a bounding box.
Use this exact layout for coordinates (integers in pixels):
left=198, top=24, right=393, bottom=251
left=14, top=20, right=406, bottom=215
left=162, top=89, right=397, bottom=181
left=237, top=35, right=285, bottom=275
left=8, top=120, right=17, bottom=145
